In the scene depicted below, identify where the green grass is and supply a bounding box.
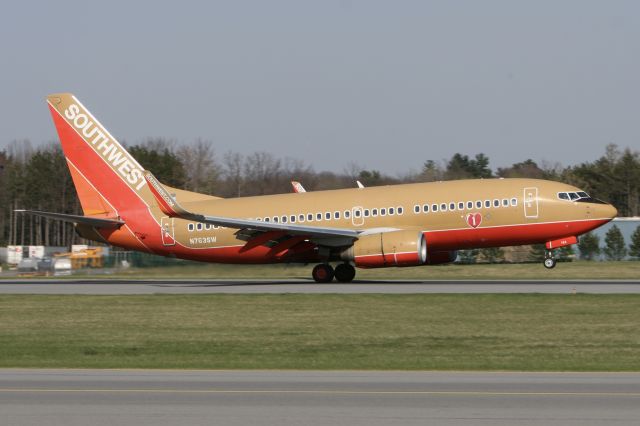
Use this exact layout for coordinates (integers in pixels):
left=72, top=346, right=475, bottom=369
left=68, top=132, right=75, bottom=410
left=56, top=261, right=640, bottom=280
left=1, top=294, right=640, bottom=370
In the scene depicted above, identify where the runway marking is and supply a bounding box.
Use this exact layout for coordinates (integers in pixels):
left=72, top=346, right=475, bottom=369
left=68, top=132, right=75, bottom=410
left=1, top=389, right=640, bottom=397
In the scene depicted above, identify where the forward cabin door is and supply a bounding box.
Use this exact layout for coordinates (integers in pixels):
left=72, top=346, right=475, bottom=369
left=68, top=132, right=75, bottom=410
left=523, top=187, right=539, bottom=219
left=161, top=216, right=176, bottom=246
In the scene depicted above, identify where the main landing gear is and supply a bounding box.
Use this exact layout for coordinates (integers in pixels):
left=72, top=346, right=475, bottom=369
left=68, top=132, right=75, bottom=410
left=312, top=263, right=356, bottom=283
left=543, top=250, right=557, bottom=269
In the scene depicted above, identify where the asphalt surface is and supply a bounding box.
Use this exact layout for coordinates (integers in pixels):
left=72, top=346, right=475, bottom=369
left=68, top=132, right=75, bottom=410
left=1, top=369, right=639, bottom=426
left=0, top=279, right=639, bottom=294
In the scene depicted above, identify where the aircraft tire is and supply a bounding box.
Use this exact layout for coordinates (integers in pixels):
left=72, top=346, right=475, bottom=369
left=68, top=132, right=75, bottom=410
left=543, top=258, right=557, bottom=269
left=334, top=263, right=356, bottom=283
left=312, top=264, right=335, bottom=283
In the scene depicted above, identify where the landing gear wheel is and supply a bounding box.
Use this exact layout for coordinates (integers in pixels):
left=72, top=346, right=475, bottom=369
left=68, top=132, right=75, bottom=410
left=544, top=257, right=556, bottom=269
left=334, top=263, right=356, bottom=283
left=312, top=264, right=335, bottom=283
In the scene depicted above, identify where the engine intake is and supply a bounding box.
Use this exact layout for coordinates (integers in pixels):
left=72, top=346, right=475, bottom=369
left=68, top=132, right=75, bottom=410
left=341, top=230, right=427, bottom=268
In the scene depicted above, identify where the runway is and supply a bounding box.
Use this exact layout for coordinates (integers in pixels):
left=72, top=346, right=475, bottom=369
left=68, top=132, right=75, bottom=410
left=0, top=279, right=639, bottom=294
left=1, top=369, right=639, bottom=426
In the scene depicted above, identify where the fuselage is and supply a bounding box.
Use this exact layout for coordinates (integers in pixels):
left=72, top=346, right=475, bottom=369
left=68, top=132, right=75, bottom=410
left=105, top=177, right=616, bottom=264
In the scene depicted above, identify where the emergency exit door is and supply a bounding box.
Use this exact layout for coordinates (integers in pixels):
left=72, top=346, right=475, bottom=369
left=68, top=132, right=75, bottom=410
left=523, top=187, right=539, bottom=219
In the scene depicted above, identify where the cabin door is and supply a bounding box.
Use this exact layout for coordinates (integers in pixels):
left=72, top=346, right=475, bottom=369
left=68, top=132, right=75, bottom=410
left=523, top=187, right=539, bottom=219
left=161, top=216, right=176, bottom=246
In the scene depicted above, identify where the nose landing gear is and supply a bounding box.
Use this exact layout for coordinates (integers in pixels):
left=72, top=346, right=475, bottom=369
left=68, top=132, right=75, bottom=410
left=543, top=251, right=557, bottom=269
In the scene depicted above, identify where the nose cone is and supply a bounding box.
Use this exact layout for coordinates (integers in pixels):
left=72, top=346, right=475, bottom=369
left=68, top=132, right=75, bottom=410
left=601, top=203, right=618, bottom=220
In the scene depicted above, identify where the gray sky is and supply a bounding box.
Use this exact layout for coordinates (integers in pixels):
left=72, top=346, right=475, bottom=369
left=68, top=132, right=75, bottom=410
left=1, top=0, right=639, bottom=174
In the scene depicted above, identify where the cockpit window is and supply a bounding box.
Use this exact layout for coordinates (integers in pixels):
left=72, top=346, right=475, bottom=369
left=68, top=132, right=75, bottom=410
left=557, top=191, right=604, bottom=204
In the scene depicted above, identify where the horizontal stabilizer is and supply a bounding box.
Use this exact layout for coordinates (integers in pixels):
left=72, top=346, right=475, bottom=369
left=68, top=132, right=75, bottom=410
left=15, top=210, right=124, bottom=229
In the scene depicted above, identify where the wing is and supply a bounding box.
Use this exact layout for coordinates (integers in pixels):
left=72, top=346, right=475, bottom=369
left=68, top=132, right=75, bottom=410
left=144, top=172, right=360, bottom=241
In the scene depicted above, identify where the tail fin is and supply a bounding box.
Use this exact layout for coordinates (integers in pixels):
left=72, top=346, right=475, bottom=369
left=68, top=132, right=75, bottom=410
left=47, top=93, right=150, bottom=217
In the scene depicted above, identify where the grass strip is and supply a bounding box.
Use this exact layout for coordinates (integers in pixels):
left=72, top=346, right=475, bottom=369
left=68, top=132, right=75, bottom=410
left=1, top=294, right=640, bottom=371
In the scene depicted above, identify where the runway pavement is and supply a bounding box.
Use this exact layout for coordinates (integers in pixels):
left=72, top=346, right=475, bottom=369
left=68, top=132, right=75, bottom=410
left=1, top=369, right=639, bottom=426
left=0, top=279, right=639, bottom=294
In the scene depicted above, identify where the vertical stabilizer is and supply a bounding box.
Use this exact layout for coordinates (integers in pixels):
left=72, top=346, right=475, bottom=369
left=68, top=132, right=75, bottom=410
left=47, top=93, right=152, bottom=217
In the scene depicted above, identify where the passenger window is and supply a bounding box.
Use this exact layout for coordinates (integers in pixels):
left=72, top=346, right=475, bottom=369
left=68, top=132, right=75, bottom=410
left=476, top=200, right=482, bottom=209
left=324, top=212, right=330, bottom=220
left=316, top=213, right=322, bottom=221
left=372, top=208, right=378, bottom=217
left=334, top=211, right=340, bottom=219
left=493, top=199, right=500, bottom=207
left=414, top=205, right=420, bottom=214
left=440, top=203, right=447, bottom=212
left=364, top=209, right=370, bottom=217
left=381, top=208, right=387, bottom=216
left=256, top=218, right=262, bottom=222
left=458, top=202, right=464, bottom=210
left=397, top=206, right=403, bottom=215
left=299, top=214, right=305, bottom=222
left=344, top=210, right=351, bottom=219
left=282, top=216, right=288, bottom=223
left=432, top=204, right=438, bottom=212
left=510, top=198, right=517, bottom=206
left=205, top=224, right=211, bottom=230
left=389, top=207, right=395, bottom=215
left=273, top=216, right=279, bottom=223
left=502, top=199, right=509, bottom=207
left=449, top=202, right=455, bottom=211
left=423, top=204, right=429, bottom=213
left=188, top=223, right=194, bottom=232
left=196, top=223, right=203, bottom=231
left=467, top=201, right=473, bottom=209
left=355, top=210, right=361, bottom=218
left=265, top=217, right=270, bottom=222
left=484, top=200, right=491, bottom=208
left=307, top=213, right=313, bottom=221
left=290, top=215, right=296, bottom=223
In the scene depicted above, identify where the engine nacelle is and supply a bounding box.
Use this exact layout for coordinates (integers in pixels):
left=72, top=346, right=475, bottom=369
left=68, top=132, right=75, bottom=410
left=341, top=230, right=427, bottom=268
left=425, top=250, right=458, bottom=265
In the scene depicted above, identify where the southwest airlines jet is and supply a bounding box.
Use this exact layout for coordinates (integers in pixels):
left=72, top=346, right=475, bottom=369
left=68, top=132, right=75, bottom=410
left=18, top=94, right=617, bottom=282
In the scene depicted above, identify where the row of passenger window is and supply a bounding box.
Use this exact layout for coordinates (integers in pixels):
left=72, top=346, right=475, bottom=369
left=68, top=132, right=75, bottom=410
left=412, top=197, right=518, bottom=214
left=188, top=223, right=221, bottom=232
left=256, top=206, right=405, bottom=224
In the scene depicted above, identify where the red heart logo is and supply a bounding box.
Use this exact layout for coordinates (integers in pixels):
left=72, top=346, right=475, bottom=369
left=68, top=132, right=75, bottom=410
left=466, top=213, right=482, bottom=228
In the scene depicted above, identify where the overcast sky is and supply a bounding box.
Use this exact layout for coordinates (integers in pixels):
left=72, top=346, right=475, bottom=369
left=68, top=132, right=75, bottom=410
left=1, top=1, right=639, bottom=174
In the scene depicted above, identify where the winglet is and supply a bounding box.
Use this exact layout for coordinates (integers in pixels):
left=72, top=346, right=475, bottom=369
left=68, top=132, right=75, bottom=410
left=291, top=181, right=306, bottom=193
left=143, top=171, right=191, bottom=217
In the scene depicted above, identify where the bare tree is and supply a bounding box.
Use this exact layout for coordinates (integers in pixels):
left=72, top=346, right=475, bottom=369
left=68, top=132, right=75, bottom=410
left=177, top=139, right=220, bottom=194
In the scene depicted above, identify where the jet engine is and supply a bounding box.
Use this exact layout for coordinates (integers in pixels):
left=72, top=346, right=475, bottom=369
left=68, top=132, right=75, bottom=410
left=340, top=230, right=427, bottom=268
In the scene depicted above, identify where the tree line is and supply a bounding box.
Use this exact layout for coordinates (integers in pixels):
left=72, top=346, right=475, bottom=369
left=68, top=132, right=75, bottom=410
left=1, top=139, right=639, bottom=253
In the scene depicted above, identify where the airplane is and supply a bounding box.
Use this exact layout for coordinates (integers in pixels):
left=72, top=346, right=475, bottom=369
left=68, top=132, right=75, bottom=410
left=17, top=93, right=618, bottom=283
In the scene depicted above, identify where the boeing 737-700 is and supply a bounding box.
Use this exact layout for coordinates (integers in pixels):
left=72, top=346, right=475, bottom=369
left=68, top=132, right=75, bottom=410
left=17, top=93, right=617, bottom=282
